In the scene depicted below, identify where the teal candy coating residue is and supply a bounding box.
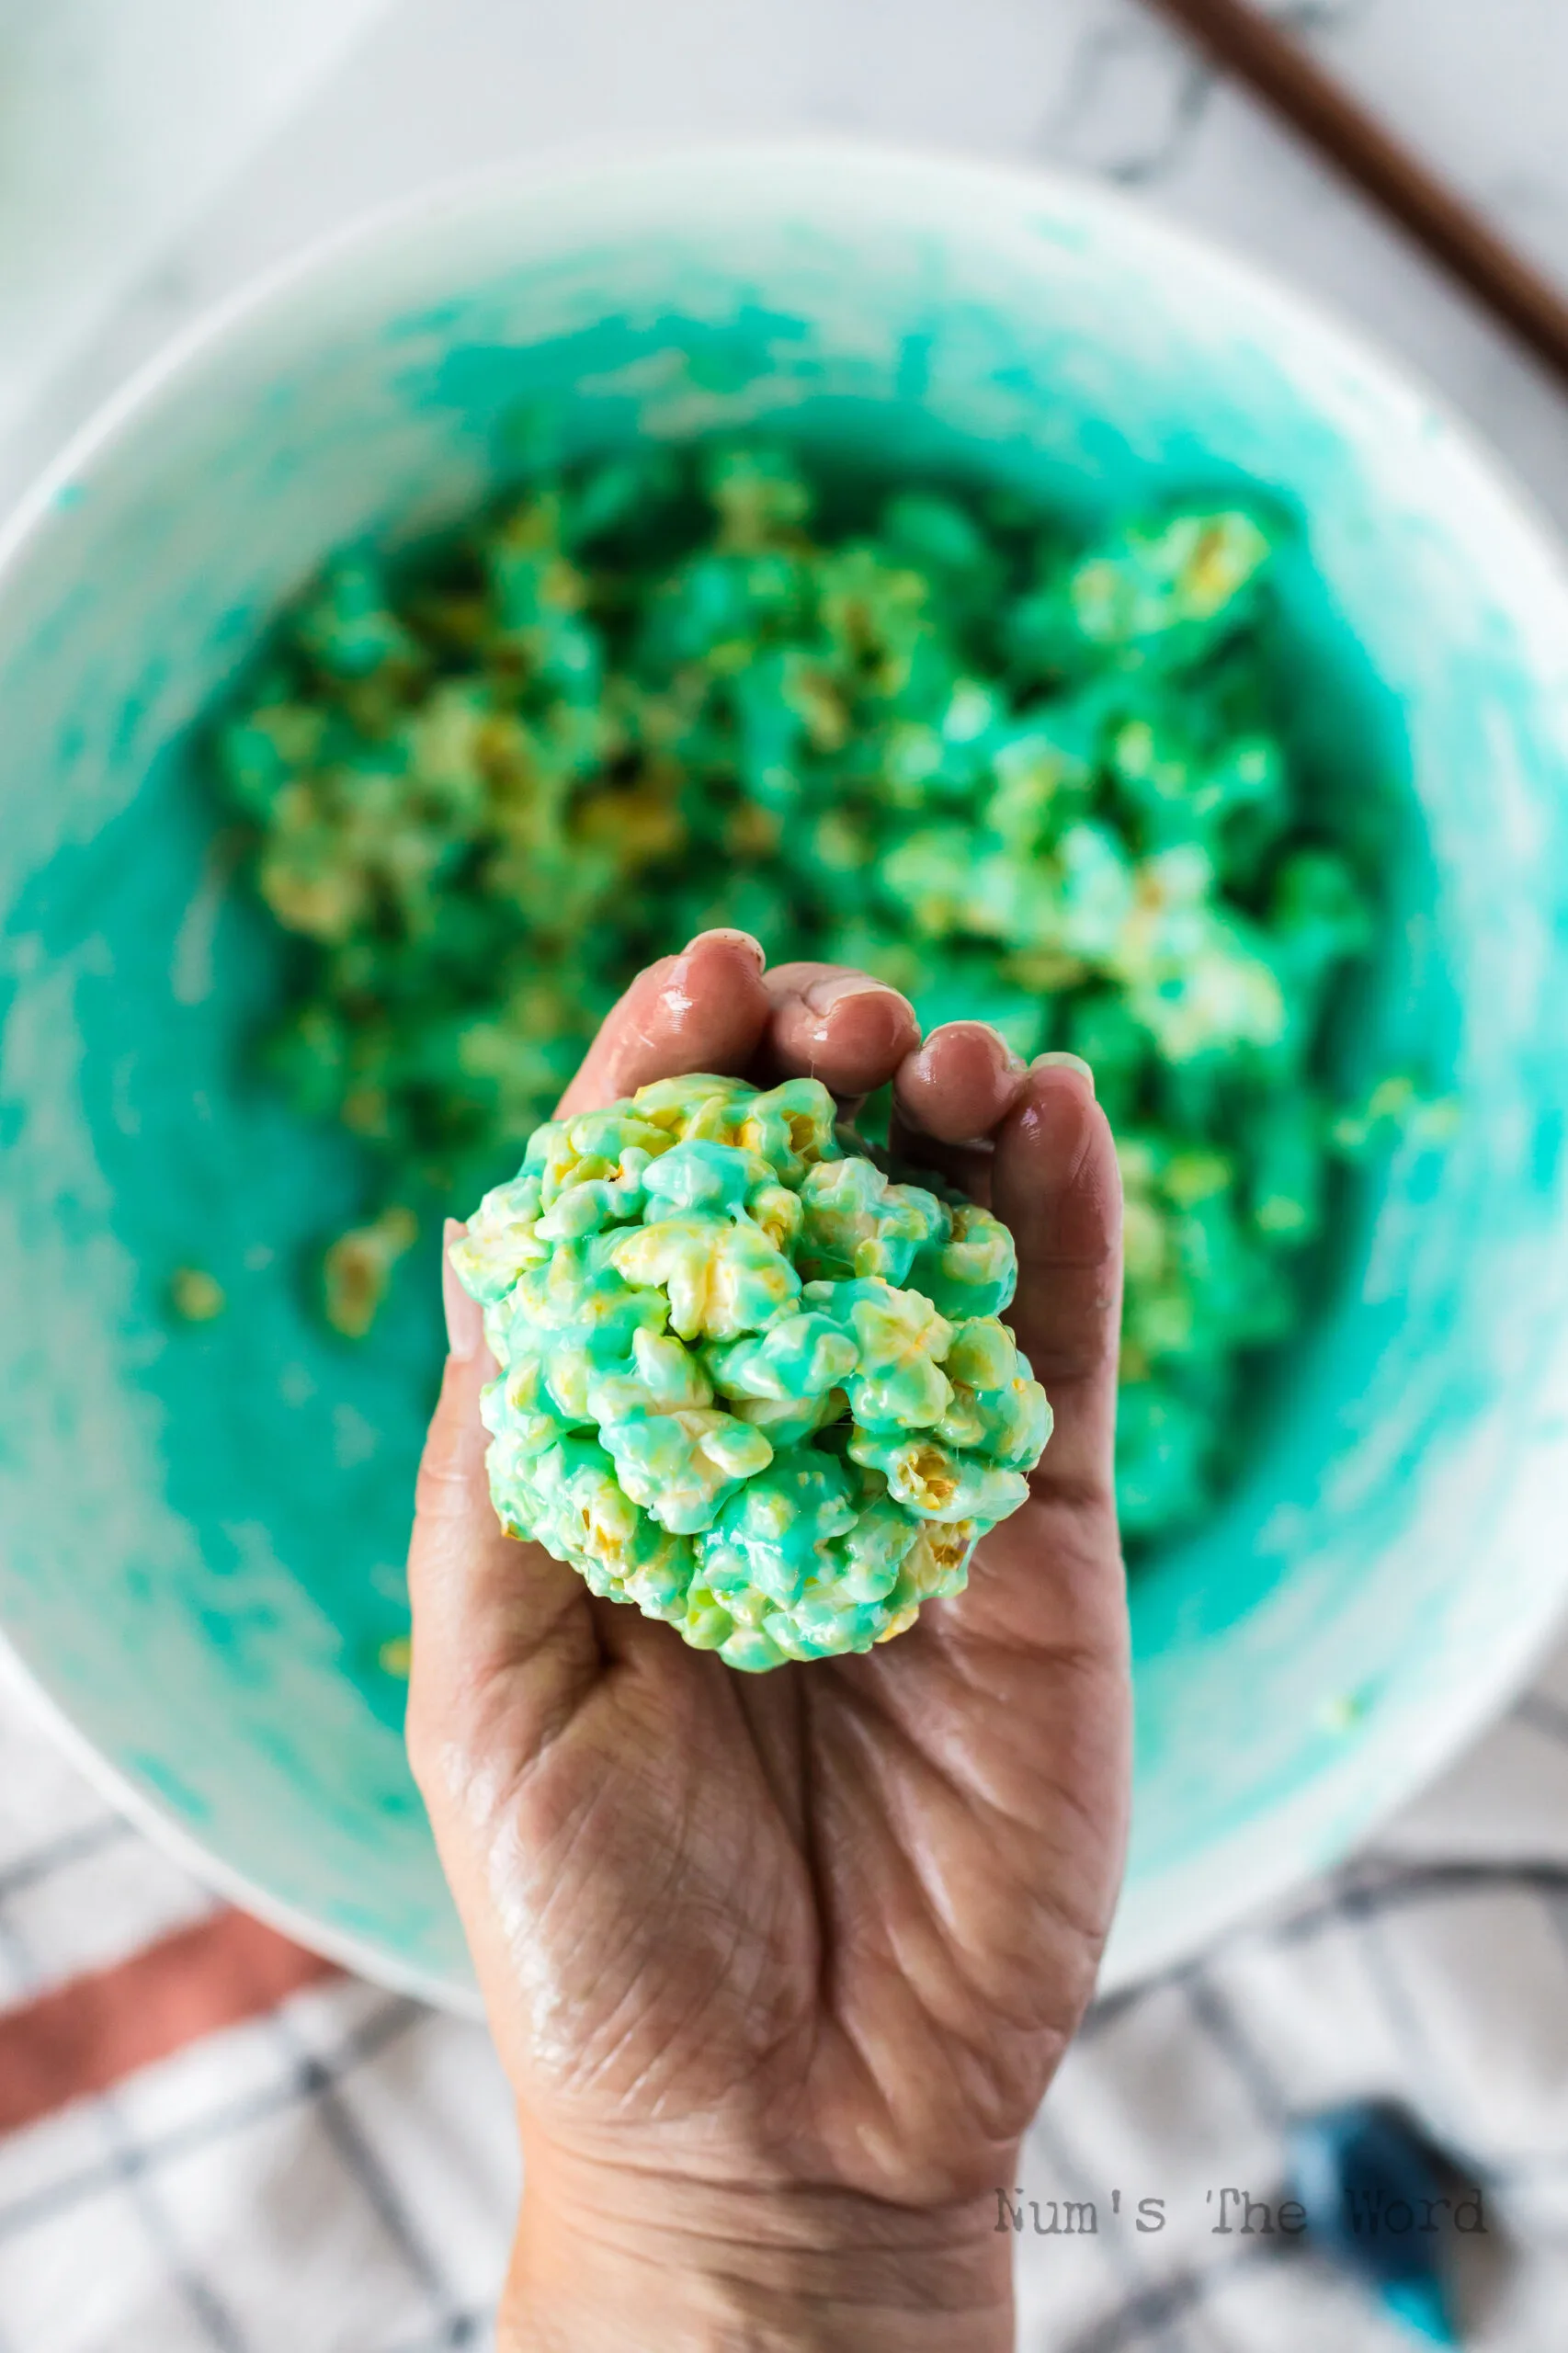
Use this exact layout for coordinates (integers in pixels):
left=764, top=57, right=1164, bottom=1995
left=449, top=1072, right=1050, bottom=1670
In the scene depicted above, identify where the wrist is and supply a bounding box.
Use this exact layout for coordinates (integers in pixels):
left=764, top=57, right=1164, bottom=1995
left=498, top=2143, right=1017, bottom=2353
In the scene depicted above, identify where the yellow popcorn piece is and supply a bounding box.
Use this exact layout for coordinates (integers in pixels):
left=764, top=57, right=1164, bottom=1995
left=448, top=1174, right=548, bottom=1305
left=610, top=1215, right=800, bottom=1341
left=797, top=1156, right=949, bottom=1284
left=630, top=1072, right=753, bottom=1134
left=744, top=1181, right=803, bottom=1255
left=848, top=1428, right=1029, bottom=1526
left=168, top=1266, right=226, bottom=1324
left=530, top=1108, right=673, bottom=1210
left=895, top=1520, right=979, bottom=1604
left=603, top=1406, right=774, bottom=1534
left=910, top=1200, right=1017, bottom=1321
left=731, top=1077, right=840, bottom=1183
left=322, top=1205, right=417, bottom=1339
left=810, top=1279, right=954, bottom=1432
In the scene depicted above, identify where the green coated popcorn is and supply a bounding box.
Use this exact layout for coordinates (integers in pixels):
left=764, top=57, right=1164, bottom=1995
left=449, top=1074, right=1051, bottom=1670
left=219, top=437, right=1393, bottom=1548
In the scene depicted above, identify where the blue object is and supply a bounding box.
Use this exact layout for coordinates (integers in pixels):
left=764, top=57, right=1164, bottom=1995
left=1288, top=2102, right=1463, bottom=2344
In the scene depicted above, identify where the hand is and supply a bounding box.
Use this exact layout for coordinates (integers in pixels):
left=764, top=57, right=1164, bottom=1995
left=406, top=931, right=1130, bottom=2352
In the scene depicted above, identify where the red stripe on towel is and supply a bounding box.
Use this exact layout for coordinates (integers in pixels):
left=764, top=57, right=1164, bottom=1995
left=0, top=1908, right=339, bottom=2134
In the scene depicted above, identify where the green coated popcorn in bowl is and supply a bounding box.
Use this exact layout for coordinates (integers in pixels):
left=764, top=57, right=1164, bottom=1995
left=219, top=437, right=1399, bottom=1548
left=449, top=1073, right=1051, bottom=1671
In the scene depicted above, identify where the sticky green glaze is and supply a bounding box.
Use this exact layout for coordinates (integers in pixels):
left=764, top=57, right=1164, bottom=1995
left=1, top=153, right=1567, bottom=1997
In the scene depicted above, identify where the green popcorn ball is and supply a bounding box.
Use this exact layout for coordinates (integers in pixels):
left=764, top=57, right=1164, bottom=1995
left=450, top=1073, right=1051, bottom=1670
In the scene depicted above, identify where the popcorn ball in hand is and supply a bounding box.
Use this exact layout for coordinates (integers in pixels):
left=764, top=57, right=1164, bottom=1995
left=449, top=1073, right=1051, bottom=1672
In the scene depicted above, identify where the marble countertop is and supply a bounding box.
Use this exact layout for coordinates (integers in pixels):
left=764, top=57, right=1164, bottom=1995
left=7, top=0, right=1568, bottom=542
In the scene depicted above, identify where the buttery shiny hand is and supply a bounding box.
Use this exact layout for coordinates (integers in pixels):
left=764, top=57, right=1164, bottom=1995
left=405, top=930, right=1130, bottom=2351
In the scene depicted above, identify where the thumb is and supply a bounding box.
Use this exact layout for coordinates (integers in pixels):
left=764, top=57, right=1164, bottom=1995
left=403, top=1223, right=598, bottom=1821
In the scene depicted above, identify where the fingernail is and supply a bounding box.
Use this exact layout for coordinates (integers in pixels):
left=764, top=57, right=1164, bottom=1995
left=803, top=972, right=915, bottom=1020
left=682, top=926, right=767, bottom=972
left=921, top=1018, right=1025, bottom=1070
left=977, top=1023, right=1027, bottom=1071
left=1030, top=1050, right=1096, bottom=1096
left=442, top=1218, right=483, bottom=1360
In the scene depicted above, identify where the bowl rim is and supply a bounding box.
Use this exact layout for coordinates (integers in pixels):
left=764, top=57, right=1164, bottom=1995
left=5, top=132, right=1568, bottom=2007
left=0, top=1632, right=483, bottom=2012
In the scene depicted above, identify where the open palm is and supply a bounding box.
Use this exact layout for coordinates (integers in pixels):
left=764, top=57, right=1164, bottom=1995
left=406, top=930, right=1129, bottom=2343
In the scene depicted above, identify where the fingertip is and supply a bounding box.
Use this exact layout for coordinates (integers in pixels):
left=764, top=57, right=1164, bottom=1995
left=1017, top=1052, right=1102, bottom=1125
left=764, top=965, right=921, bottom=1095
left=659, top=928, right=773, bottom=1032
left=1030, top=1049, right=1096, bottom=1097
left=683, top=925, right=767, bottom=974
left=996, top=1062, right=1121, bottom=1269
left=894, top=1020, right=1027, bottom=1143
left=816, top=980, right=920, bottom=1089
left=557, top=930, right=772, bottom=1113
left=991, top=1064, right=1122, bottom=1494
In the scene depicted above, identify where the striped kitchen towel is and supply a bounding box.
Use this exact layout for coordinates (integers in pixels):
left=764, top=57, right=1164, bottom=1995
left=6, top=1640, right=1568, bottom=2351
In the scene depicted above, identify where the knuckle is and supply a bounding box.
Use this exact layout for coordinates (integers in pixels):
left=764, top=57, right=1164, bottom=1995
left=413, top=1449, right=475, bottom=1522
